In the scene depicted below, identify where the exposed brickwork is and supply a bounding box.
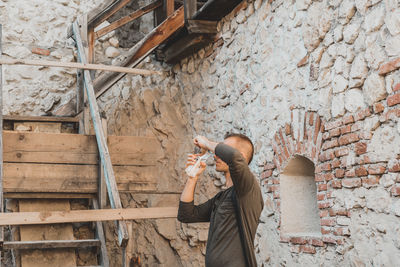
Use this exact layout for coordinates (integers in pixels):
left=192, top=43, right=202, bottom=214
left=387, top=93, right=400, bottom=107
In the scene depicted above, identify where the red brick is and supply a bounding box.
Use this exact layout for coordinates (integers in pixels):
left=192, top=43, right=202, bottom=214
left=322, top=236, right=337, bottom=244
left=339, top=133, right=360, bottom=145
left=320, top=209, right=329, bottom=217
left=300, top=245, right=316, bottom=254
left=331, top=180, right=342, bottom=188
left=335, top=169, right=345, bottom=178
left=321, top=218, right=336, bottom=226
left=320, top=151, right=335, bottom=162
left=391, top=185, right=400, bottom=196
left=334, top=147, right=349, bottom=157
left=322, top=139, right=339, bottom=150
left=325, top=173, right=334, bottom=181
left=362, top=176, right=380, bottom=187
left=321, top=227, right=331, bottom=235
left=378, top=57, right=400, bottom=75
left=355, top=142, right=367, bottom=155
left=329, top=208, right=349, bottom=217
left=381, top=108, right=400, bottom=122
left=261, top=170, right=273, bottom=179
left=273, top=191, right=280, bottom=199
left=32, top=47, right=51, bottom=56
left=373, top=102, right=385, bottom=113
left=387, top=93, right=400, bottom=107
left=368, top=164, right=386, bottom=175
left=323, top=132, right=330, bottom=140
left=355, top=166, right=368, bottom=177
left=317, top=192, right=326, bottom=201
left=290, top=237, right=307, bottom=245
left=264, top=163, right=275, bottom=170
left=351, top=121, right=362, bottom=132
left=318, top=201, right=332, bottom=209
left=360, top=131, right=373, bottom=140
left=330, top=159, right=339, bottom=169
left=329, top=128, right=341, bottom=138
left=321, top=163, right=332, bottom=171
left=340, top=125, right=352, bottom=135
left=318, top=184, right=328, bottom=191
left=388, top=161, right=400, bottom=172
left=394, top=83, right=400, bottom=92
left=345, top=169, right=355, bottom=177
left=310, top=238, right=324, bottom=247
left=343, top=115, right=354, bottom=124
left=334, top=227, right=350, bottom=236
left=342, top=178, right=362, bottom=188
left=271, top=178, right=280, bottom=184
left=354, top=108, right=372, bottom=121
left=279, top=235, right=290, bottom=243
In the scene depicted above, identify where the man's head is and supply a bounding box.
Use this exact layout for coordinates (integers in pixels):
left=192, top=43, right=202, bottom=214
left=215, top=133, right=254, bottom=173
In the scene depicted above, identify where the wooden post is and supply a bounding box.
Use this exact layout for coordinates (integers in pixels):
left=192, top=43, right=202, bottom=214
left=183, top=0, right=197, bottom=22
left=99, top=114, right=107, bottom=209
left=78, top=16, right=90, bottom=135
left=0, top=24, right=4, bottom=264
left=72, top=21, right=129, bottom=247
left=166, top=0, right=175, bottom=17
left=93, top=200, right=109, bottom=267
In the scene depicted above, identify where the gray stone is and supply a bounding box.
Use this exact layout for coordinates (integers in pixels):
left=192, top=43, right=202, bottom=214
left=345, top=89, right=366, bottom=112
left=385, top=9, right=400, bottom=36
left=350, top=54, right=368, bottom=81
left=109, top=37, right=119, bottom=48
left=363, top=73, right=386, bottom=106
left=365, top=38, right=386, bottom=70
left=331, top=93, right=345, bottom=118
left=363, top=6, right=385, bottom=32
left=105, top=46, right=120, bottom=58
left=365, top=188, right=391, bottom=213
left=385, top=35, right=400, bottom=57
left=333, top=75, right=348, bottom=93
left=334, top=25, right=344, bottom=42
left=302, top=2, right=332, bottom=51
left=380, top=173, right=396, bottom=188
left=368, top=125, right=400, bottom=161
left=339, top=0, right=356, bottom=23
left=296, top=0, right=312, bottom=10
left=391, top=200, right=400, bottom=217
left=343, top=22, right=361, bottom=44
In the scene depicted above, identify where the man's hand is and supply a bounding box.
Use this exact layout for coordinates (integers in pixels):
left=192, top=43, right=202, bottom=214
left=186, top=154, right=207, bottom=178
left=194, top=136, right=218, bottom=152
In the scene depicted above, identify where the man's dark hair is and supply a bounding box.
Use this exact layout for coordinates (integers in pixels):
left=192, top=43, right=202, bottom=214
left=224, top=133, right=254, bottom=164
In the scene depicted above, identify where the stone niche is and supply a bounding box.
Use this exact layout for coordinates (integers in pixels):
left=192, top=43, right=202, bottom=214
left=280, top=155, right=321, bottom=237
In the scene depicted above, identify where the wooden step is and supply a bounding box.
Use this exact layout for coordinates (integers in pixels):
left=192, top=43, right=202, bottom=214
left=3, top=239, right=100, bottom=250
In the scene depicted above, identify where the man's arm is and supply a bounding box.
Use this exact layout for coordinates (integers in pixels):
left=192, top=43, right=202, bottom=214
left=215, top=143, right=255, bottom=197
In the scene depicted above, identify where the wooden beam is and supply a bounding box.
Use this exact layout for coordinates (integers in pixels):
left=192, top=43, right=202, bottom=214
left=0, top=23, right=4, bottom=263
left=3, top=115, right=79, bottom=123
left=99, top=117, right=108, bottom=209
left=0, top=207, right=178, bottom=226
left=0, top=58, right=161, bottom=76
left=3, top=239, right=100, bottom=250
left=95, top=0, right=162, bottom=39
left=184, top=0, right=197, bottom=21
left=4, top=193, right=95, bottom=199
left=93, top=199, right=110, bottom=267
left=73, top=21, right=129, bottom=246
left=166, top=0, right=175, bottom=16
left=93, top=6, right=184, bottom=99
left=186, top=19, right=218, bottom=34
left=3, top=131, right=161, bottom=166
left=88, top=0, right=132, bottom=30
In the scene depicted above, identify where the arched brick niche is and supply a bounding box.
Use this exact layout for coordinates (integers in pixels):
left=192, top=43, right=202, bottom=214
left=262, top=106, right=400, bottom=254
left=262, top=109, right=327, bottom=254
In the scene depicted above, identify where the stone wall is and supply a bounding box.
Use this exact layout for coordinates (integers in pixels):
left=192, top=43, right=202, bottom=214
left=2, top=0, right=400, bottom=266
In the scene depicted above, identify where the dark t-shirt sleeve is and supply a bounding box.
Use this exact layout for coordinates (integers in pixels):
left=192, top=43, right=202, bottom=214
left=177, top=198, right=214, bottom=223
left=215, top=143, right=255, bottom=197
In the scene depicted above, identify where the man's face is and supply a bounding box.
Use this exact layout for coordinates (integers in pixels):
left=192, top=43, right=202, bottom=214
left=215, top=137, right=242, bottom=173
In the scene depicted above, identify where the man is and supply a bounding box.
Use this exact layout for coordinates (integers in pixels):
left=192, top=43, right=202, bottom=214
left=177, top=133, right=263, bottom=267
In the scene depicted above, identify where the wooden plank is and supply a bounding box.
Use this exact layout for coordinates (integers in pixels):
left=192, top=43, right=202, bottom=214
left=3, top=131, right=161, bottom=166
left=166, top=0, right=175, bottom=16
left=95, top=0, right=162, bottom=39
left=3, top=115, right=79, bottom=123
left=184, top=0, right=197, bottom=21
left=186, top=19, right=218, bottom=34
left=0, top=207, right=178, bottom=226
left=3, top=163, right=159, bottom=193
left=88, top=0, right=132, bottom=29
left=93, top=6, right=185, bottom=99
left=19, top=200, right=76, bottom=267
left=0, top=23, right=4, bottom=264
left=3, top=239, right=100, bottom=250
left=4, top=193, right=94, bottom=199
left=93, top=200, right=110, bottom=267
left=99, top=117, right=107, bottom=209
left=0, top=58, right=161, bottom=76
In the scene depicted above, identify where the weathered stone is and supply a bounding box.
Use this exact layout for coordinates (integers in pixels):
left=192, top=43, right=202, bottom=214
left=339, top=0, right=356, bottom=23
left=385, top=35, right=400, bottom=57
left=343, top=22, right=361, bottom=44
left=332, top=93, right=345, bottom=118
left=105, top=46, right=120, bottom=58
left=380, top=173, right=396, bottom=188
left=333, top=75, right=348, bottom=93
left=109, top=37, right=119, bottom=48
left=385, top=9, right=400, bottom=36
left=334, top=25, right=344, bottom=42
left=363, top=6, right=385, bottom=33
left=350, top=54, right=368, bottom=83
left=365, top=187, right=391, bottom=213
left=363, top=73, right=386, bottom=106
left=368, top=125, right=400, bottom=161
left=345, top=89, right=366, bottom=112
